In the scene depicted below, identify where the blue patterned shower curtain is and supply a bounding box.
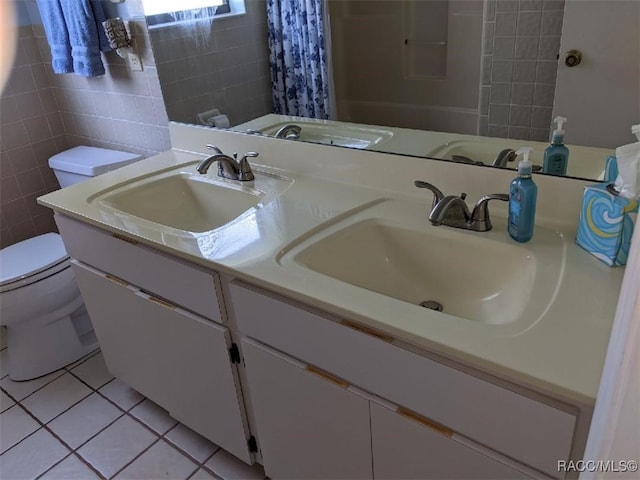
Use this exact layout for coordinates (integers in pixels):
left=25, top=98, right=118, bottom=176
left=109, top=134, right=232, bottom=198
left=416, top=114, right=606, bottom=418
left=266, top=0, right=330, bottom=119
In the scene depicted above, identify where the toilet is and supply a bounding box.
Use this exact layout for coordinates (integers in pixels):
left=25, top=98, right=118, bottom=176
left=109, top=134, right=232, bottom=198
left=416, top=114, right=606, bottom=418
left=0, top=146, right=142, bottom=381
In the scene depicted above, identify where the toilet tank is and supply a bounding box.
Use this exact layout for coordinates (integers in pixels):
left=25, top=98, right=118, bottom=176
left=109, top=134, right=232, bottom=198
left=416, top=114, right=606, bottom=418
left=49, top=146, right=143, bottom=188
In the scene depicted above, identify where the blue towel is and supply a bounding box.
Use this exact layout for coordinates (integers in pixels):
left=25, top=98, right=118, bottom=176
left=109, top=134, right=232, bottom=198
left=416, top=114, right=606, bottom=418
left=37, top=0, right=73, bottom=74
left=60, top=0, right=112, bottom=77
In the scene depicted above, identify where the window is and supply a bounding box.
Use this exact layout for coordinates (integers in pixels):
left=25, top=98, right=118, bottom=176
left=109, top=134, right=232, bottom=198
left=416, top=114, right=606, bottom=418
left=143, top=0, right=245, bottom=27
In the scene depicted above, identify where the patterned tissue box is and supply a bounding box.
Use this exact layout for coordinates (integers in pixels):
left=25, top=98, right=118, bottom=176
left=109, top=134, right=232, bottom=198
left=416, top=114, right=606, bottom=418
left=603, top=156, right=618, bottom=183
left=576, top=183, right=638, bottom=266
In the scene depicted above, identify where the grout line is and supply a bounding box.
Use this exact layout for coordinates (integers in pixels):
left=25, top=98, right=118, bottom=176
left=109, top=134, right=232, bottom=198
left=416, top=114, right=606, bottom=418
left=71, top=450, right=109, bottom=480
left=1, top=370, right=114, bottom=479
left=3, top=368, right=263, bottom=480
left=107, top=436, right=162, bottom=479
left=124, top=408, right=221, bottom=471
left=33, top=451, right=75, bottom=480
left=33, top=451, right=106, bottom=480
left=123, top=404, right=175, bottom=437
left=94, top=378, right=145, bottom=413
left=20, top=379, right=93, bottom=426
left=66, top=366, right=115, bottom=393
left=69, top=411, right=126, bottom=452
left=6, top=380, right=122, bottom=479
left=0, top=404, right=45, bottom=456
left=199, top=455, right=225, bottom=480
left=0, top=367, right=66, bottom=403
left=64, top=349, right=100, bottom=372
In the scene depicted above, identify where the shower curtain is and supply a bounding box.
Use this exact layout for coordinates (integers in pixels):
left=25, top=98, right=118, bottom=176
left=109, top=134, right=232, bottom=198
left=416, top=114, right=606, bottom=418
left=266, top=0, right=330, bottom=119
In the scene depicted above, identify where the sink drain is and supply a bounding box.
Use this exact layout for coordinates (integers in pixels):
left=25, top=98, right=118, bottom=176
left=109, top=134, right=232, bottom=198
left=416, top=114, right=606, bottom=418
left=419, top=300, right=443, bottom=312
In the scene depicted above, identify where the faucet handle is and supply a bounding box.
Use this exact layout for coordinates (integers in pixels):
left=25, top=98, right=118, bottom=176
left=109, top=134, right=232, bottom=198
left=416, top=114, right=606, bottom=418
left=238, top=151, right=258, bottom=181
left=414, top=180, right=445, bottom=209
left=469, top=193, right=509, bottom=231
left=206, top=144, right=224, bottom=155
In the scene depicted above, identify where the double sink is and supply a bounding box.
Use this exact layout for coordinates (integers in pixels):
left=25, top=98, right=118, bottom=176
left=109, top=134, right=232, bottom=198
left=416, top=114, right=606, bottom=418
left=89, top=162, right=566, bottom=331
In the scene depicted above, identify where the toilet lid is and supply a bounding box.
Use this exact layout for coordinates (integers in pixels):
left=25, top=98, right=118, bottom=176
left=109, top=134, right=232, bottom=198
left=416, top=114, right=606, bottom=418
left=0, top=233, right=70, bottom=288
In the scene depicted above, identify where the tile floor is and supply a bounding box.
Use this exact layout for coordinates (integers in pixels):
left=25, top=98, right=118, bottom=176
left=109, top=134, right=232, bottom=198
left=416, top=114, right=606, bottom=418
left=0, top=328, right=267, bottom=480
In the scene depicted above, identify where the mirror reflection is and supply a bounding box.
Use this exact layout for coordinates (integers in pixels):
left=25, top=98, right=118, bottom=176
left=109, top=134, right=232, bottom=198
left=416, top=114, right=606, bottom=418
left=144, top=0, right=639, bottom=181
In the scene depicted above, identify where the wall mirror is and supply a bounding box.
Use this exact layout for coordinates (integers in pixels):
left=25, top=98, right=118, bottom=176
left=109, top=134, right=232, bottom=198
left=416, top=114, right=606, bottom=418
left=143, top=0, right=639, bottom=181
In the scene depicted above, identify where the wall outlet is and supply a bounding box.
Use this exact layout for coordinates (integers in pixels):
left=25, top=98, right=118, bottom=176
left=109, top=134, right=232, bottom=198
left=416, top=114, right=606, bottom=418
left=127, top=51, right=143, bottom=71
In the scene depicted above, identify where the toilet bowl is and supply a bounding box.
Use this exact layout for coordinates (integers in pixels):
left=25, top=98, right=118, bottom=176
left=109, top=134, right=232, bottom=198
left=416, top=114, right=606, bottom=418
left=0, top=234, right=96, bottom=380
left=0, top=146, right=142, bottom=380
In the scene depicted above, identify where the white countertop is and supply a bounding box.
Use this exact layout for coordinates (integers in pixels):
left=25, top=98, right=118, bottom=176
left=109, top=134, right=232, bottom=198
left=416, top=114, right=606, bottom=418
left=39, top=128, right=625, bottom=407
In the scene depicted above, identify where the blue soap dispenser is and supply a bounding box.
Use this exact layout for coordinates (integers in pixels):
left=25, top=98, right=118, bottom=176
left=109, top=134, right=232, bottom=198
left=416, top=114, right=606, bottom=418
left=543, top=116, right=569, bottom=175
left=508, top=147, right=537, bottom=243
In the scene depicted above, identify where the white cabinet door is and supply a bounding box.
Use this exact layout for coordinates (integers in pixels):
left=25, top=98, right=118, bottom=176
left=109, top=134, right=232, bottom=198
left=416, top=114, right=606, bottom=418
left=241, top=338, right=373, bottom=480
left=553, top=0, right=639, bottom=148
left=370, top=402, right=535, bottom=479
left=72, top=261, right=252, bottom=463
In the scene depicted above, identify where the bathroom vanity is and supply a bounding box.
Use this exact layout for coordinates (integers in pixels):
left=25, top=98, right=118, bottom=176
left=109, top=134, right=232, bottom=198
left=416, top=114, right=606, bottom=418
left=39, top=124, right=625, bottom=479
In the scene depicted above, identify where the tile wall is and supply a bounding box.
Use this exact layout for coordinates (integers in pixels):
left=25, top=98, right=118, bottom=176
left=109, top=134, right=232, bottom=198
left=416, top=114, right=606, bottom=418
left=150, top=0, right=272, bottom=127
left=0, top=0, right=170, bottom=248
left=478, top=0, right=565, bottom=141
left=1, top=25, right=68, bottom=248
left=44, top=17, right=171, bottom=158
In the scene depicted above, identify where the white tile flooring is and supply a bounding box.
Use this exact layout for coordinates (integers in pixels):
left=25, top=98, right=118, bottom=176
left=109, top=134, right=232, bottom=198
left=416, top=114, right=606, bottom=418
left=0, top=329, right=267, bottom=480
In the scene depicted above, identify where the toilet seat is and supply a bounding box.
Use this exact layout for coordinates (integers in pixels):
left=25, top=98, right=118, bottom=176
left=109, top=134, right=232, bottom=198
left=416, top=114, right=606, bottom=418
left=0, top=233, right=70, bottom=293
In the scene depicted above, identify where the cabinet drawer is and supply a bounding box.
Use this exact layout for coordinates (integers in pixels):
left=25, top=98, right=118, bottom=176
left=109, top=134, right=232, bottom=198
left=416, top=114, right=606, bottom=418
left=230, top=281, right=575, bottom=478
left=371, top=402, right=536, bottom=479
left=56, top=214, right=222, bottom=321
left=73, top=261, right=252, bottom=463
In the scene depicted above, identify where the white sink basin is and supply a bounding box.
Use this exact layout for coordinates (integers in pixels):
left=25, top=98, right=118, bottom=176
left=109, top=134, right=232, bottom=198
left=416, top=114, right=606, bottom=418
left=278, top=199, right=565, bottom=329
left=259, top=122, right=393, bottom=149
left=426, top=140, right=524, bottom=169
left=426, top=139, right=609, bottom=179
left=99, top=174, right=261, bottom=232
left=92, top=164, right=293, bottom=233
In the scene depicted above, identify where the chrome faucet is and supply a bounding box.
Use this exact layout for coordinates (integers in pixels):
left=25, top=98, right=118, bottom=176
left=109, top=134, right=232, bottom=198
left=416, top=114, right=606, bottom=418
left=196, top=144, right=257, bottom=181
left=451, top=154, right=484, bottom=166
left=492, top=148, right=518, bottom=168
left=274, top=124, right=302, bottom=139
left=415, top=180, right=509, bottom=232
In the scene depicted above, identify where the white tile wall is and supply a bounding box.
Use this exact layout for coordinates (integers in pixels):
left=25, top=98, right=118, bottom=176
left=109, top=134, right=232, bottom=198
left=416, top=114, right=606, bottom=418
left=479, top=0, right=564, bottom=141
left=1, top=1, right=172, bottom=249
left=150, top=0, right=272, bottom=127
